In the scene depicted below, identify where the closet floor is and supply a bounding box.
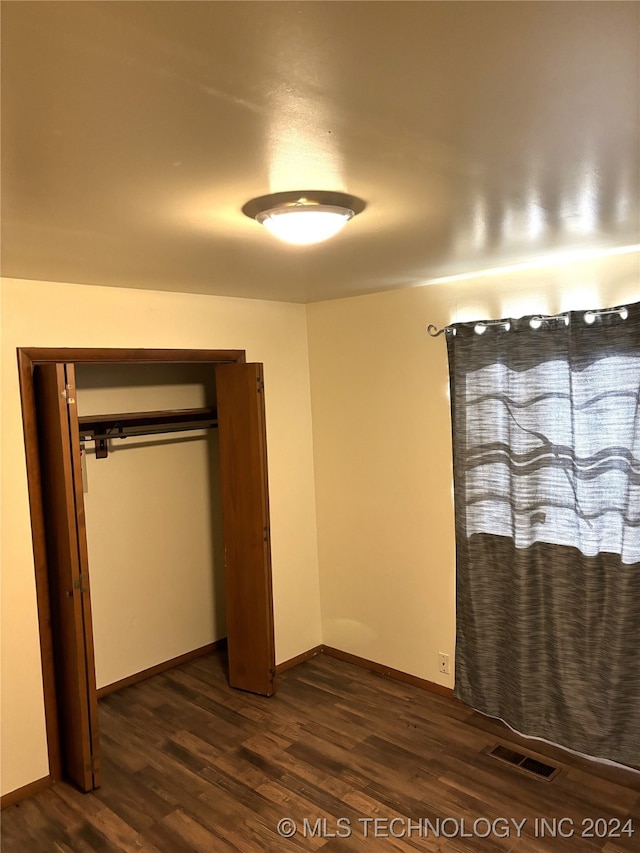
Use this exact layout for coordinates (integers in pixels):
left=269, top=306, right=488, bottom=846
left=2, top=651, right=638, bottom=851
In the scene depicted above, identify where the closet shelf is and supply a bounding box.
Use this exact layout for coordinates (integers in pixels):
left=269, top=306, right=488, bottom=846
left=78, top=407, right=218, bottom=458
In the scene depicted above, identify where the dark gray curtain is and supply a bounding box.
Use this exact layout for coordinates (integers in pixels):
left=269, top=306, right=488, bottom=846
left=446, top=302, right=640, bottom=766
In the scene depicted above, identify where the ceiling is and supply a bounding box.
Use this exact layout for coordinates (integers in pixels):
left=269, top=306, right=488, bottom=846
left=1, top=1, right=638, bottom=303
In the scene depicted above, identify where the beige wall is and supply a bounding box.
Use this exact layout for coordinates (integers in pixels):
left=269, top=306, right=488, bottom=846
left=306, top=252, right=639, bottom=687
left=0, top=277, right=322, bottom=795
left=76, top=364, right=225, bottom=689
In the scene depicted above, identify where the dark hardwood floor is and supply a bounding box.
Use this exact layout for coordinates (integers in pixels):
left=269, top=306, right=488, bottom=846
left=2, top=651, right=639, bottom=851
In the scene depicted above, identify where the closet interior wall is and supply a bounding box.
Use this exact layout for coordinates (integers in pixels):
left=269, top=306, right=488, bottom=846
left=74, top=363, right=225, bottom=691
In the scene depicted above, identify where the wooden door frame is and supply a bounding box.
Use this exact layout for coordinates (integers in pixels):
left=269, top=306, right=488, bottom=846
left=17, top=347, right=255, bottom=783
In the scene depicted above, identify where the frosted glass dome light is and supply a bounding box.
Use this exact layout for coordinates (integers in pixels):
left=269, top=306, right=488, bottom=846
left=256, top=204, right=353, bottom=245
left=243, top=191, right=365, bottom=246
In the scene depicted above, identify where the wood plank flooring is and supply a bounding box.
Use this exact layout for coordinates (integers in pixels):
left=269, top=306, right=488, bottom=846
left=2, top=651, right=639, bottom=851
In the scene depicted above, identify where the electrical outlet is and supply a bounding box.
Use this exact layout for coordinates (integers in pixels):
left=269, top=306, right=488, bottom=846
left=438, top=653, right=450, bottom=675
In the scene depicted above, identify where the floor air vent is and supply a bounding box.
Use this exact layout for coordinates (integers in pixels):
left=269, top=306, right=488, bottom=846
left=487, top=745, right=560, bottom=781
left=491, top=745, right=525, bottom=765
left=520, top=757, right=558, bottom=778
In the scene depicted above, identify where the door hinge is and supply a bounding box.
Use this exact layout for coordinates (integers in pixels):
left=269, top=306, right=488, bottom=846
left=73, top=573, right=89, bottom=594
left=263, top=526, right=269, bottom=542
left=257, top=376, right=264, bottom=393
left=85, top=755, right=98, bottom=774
left=61, top=384, right=76, bottom=405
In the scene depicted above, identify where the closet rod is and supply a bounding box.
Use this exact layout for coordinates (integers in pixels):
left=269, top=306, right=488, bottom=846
left=82, top=420, right=219, bottom=441
left=78, top=407, right=218, bottom=459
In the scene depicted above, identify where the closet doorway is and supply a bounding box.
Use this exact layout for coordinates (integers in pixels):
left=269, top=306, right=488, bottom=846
left=18, top=348, right=276, bottom=794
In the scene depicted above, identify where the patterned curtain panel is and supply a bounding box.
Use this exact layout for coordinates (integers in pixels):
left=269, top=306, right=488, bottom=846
left=446, top=302, right=640, bottom=766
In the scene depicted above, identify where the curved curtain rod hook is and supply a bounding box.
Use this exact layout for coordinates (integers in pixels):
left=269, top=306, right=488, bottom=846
left=427, top=324, right=447, bottom=337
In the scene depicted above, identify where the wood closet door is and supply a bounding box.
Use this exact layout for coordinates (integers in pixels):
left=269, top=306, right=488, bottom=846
left=216, top=363, right=276, bottom=696
left=34, top=363, right=101, bottom=791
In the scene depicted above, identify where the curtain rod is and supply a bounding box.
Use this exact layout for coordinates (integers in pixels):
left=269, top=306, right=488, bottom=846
left=427, top=305, right=630, bottom=337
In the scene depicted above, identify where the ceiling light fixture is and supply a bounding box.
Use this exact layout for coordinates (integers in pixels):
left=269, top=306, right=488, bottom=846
left=242, top=190, right=365, bottom=246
